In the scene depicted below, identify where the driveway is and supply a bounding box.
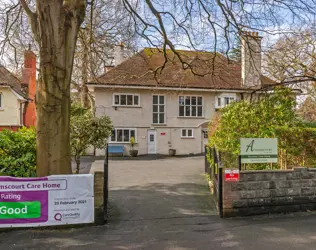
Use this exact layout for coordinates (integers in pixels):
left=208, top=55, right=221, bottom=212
left=107, top=156, right=217, bottom=221
left=2, top=156, right=316, bottom=249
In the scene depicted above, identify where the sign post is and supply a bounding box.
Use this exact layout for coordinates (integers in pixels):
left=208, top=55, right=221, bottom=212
left=240, top=138, right=278, bottom=164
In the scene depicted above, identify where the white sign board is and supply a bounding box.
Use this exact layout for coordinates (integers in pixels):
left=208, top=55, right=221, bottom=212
left=0, top=174, right=94, bottom=228
left=240, top=138, right=278, bottom=164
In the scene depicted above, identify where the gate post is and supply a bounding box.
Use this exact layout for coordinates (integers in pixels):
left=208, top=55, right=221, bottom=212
left=238, top=155, right=242, bottom=171
left=217, top=150, right=223, bottom=218
left=104, top=143, right=109, bottom=223
left=204, top=145, right=208, bottom=173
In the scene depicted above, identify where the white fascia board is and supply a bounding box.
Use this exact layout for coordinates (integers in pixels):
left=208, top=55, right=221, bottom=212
left=88, top=84, right=250, bottom=93
left=10, top=88, right=27, bottom=101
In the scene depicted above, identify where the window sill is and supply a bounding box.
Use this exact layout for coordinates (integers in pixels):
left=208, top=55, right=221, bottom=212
left=177, top=116, right=204, bottom=119
left=0, top=108, right=4, bottom=111
left=151, top=123, right=167, bottom=126
left=181, top=137, right=195, bottom=139
left=112, top=105, right=141, bottom=108
left=109, top=142, right=138, bottom=144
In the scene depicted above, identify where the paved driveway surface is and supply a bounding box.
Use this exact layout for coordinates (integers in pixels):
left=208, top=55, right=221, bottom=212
left=2, top=156, right=316, bottom=249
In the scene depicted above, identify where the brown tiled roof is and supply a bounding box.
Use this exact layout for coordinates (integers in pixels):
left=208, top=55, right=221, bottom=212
left=89, top=48, right=274, bottom=90
left=0, top=65, right=26, bottom=98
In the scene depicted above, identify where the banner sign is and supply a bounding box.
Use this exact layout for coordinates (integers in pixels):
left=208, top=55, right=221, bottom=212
left=0, top=174, right=94, bottom=228
left=224, top=169, right=240, bottom=182
left=240, top=138, right=278, bottom=164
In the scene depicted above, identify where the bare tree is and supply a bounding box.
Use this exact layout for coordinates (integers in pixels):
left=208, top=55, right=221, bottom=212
left=72, top=0, right=137, bottom=110
left=264, top=31, right=316, bottom=85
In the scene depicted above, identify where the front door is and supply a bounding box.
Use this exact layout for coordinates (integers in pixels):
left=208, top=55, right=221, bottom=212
left=147, top=130, right=157, bottom=154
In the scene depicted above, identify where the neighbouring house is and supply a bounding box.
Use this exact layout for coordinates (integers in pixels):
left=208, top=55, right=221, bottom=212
left=88, top=32, right=274, bottom=156
left=0, top=51, right=36, bottom=131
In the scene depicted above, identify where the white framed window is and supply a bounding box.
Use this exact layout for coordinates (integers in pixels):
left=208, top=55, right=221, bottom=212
left=215, top=94, right=236, bottom=109
left=179, top=96, right=203, bottom=117
left=110, top=128, right=136, bottom=143
left=152, top=95, right=165, bottom=124
left=113, top=93, right=140, bottom=106
left=0, top=93, right=2, bottom=108
left=181, top=128, right=194, bottom=138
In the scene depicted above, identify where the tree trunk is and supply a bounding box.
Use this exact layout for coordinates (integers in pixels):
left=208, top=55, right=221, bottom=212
left=75, top=155, right=81, bottom=174
left=35, top=1, right=86, bottom=176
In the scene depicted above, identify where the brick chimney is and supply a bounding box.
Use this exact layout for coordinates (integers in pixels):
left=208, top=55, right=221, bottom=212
left=241, top=31, right=262, bottom=88
left=23, top=50, right=36, bottom=127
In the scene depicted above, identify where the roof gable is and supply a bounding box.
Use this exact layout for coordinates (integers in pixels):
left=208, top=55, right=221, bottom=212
left=0, top=65, right=27, bottom=99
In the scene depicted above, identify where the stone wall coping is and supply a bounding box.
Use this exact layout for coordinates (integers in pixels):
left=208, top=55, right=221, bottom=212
left=240, top=167, right=316, bottom=174
left=240, top=170, right=292, bottom=174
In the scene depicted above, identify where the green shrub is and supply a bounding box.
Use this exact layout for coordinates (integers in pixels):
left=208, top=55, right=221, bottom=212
left=0, top=127, right=36, bottom=177
left=209, top=87, right=316, bottom=169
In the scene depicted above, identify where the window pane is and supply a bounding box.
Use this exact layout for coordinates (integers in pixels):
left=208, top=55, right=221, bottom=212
left=123, top=130, right=130, bottom=141
left=153, top=95, right=158, bottom=104
left=127, top=95, right=133, bottom=105
left=131, top=130, right=135, bottom=139
left=159, top=114, right=164, bottom=124
left=117, top=129, right=123, bottom=142
left=225, top=97, right=229, bottom=105
left=111, top=130, right=116, bottom=141
left=198, top=97, right=202, bottom=105
left=188, top=129, right=193, bottom=137
left=159, top=95, right=164, bottom=104
left=185, top=96, right=190, bottom=105
left=185, top=106, right=190, bottom=116
left=153, top=113, right=158, bottom=124
left=134, top=95, right=139, bottom=105
left=121, top=95, right=126, bottom=105
left=114, top=95, right=119, bottom=105
left=179, top=106, right=184, bottom=116
left=179, top=96, right=184, bottom=105
left=159, top=105, right=164, bottom=112
left=150, top=134, right=155, bottom=142
left=153, top=105, right=158, bottom=112
left=192, top=106, right=196, bottom=116
left=217, top=97, right=221, bottom=107
left=182, top=129, right=186, bottom=137
left=192, top=96, right=196, bottom=105
left=198, top=106, right=203, bottom=117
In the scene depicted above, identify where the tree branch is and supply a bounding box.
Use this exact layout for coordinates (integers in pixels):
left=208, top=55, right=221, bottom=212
left=20, top=0, right=39, bottom=42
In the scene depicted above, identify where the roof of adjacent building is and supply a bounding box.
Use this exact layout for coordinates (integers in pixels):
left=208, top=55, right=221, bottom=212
left=88, top=48, right=275, bottom=90
left=0, top=65, right=27, bottom=98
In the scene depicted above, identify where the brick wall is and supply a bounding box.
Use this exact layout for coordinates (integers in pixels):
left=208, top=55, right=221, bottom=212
left=223, top=167, right=316, bottom=217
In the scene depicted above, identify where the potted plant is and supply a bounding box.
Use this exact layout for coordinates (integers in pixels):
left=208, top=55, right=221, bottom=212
left=169, top=148, right=176, bottom=156
left=129, top=137, right=138, bottom=157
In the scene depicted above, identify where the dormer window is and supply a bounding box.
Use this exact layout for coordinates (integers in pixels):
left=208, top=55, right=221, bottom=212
left=215, top=94, right=237, bottom=109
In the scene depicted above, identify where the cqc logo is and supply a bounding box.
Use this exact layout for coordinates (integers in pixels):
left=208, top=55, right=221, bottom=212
left=54, top=213, right=62, bottom=221
left=54, top=212, right=80, bottom=221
